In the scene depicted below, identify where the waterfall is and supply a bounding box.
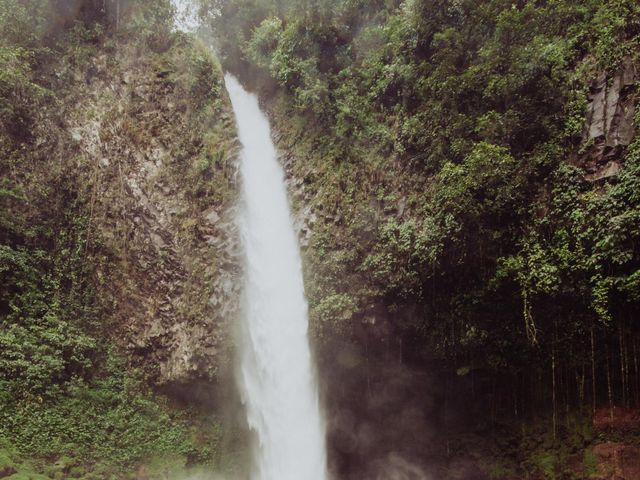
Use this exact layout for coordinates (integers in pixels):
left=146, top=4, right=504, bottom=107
left=224, top=75, right=328, bottom=480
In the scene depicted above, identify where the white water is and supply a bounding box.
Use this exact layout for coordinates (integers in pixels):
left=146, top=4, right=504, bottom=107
left=225, top=74, right=328, bottom=480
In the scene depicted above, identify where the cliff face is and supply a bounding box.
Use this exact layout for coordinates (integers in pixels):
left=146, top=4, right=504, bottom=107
left=65, top=40, right=240, bottom=385
left=255, top=56, right=640, bottom=479
left=1, top=4, right=246, bottom=472
left=28, top=35, right=241, bottom=385
left=582, top=55, right=637, bottom=181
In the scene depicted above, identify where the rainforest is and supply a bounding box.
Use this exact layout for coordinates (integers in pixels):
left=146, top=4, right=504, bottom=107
left=1, top=0, right=639, bottom=479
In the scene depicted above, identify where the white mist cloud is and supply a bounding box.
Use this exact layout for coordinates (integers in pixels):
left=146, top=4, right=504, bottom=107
left=172, top=0, right=199, bottom=31
left=376, top=453, right=431, bottom=480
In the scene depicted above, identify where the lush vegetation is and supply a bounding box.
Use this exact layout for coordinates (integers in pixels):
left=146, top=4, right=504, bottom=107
left=0, top=1, right=237, bottom=477
left=201, top=0, right=640, bottom=475
left=2, top=0, right=639, bottom=477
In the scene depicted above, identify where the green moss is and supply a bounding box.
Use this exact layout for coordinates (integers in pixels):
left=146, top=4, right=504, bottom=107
left=0, top=449, right=17, bottom=474
left=5, top=471, right=50, bottom=480
left=144, top=454, right=188, bottom=478
left=583, top=448, right=598, bottom=477
left=533, top=451, right=557, bottom=479
left=483, top=461, right=517, bottom=480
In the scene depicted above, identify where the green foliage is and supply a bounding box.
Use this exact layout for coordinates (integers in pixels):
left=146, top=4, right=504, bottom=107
left=0, top=1, right=232, bottom=476
left=0, top=0, right=49, bottom=47
left=0, top=0, right=50, bottom=136
left=0, top=351, right=219, bottom=474
left=507, top=137, right=640, bottom=338
left=583, top=447, right=598, bottom=477
left=532, top=451, right=557, bottom=479
left=123, top=0, right=176, bottom=35
left=206, top=0, right=640, bottom=421
left=0, top=163, right=213, bottom=475
left=591, top=0, right=640, bottom=69
left=311, top=292, right=358, bottom=336
left=0, top=226, right=100, bottom=396
left=245, top=16, right=282, bottom=69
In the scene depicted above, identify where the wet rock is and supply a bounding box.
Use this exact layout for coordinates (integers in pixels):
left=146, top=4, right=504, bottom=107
left=397, top=197, right=407, bottom=218
left=204, top=208, right=220, bottom=224
left=581, top=56, right=637, bottom=181
left=57, top=41, right=241, bottom=386
left=584, top=159, right=622, bottom=182
left=0, top=466, right=17, bottom=479
left=150, top=232, right=166, bottom=249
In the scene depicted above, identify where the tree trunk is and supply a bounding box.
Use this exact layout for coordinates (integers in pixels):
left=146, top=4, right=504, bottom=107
left=606, top=343, right=614, bottom=421
left=620, top=325, right=626, bottom=407
left=552, top=343, right=557, bottom=440
left=633, top=337, right=639, bottom=407
left=591, top=324, right=597, bottom=414
left=513, top=373, right=518, bottom=417
left=577, top=362, right=585, bottom=408
left=564, top=364, right=570, bottom=415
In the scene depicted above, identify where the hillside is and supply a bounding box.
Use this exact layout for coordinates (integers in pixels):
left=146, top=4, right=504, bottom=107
left=203, top=0, right=640, bottom=478
left=0, top=1, right=243, bottom=478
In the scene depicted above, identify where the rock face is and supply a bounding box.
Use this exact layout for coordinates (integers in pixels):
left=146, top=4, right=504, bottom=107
left=36, top=38, right=241, bottom=385
left=582, top=56, right=637, bottom=181
left=279, top=148, right=316, bottom=247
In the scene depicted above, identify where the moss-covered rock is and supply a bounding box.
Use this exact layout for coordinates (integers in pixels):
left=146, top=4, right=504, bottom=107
left=0, top=451, right=17, bottom=478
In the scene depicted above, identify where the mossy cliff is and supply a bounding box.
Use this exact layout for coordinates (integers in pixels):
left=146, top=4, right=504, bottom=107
left=64, top=31, right=240, bottom=387
left=204, top=0, right=640, bottom=478
left=1, top=1, right=243, bottom=477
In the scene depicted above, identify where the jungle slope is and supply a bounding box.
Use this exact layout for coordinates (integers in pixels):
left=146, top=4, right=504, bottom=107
left=0, top=1, right=243, bottom=478
left=204, top=0, right=640, bottom=478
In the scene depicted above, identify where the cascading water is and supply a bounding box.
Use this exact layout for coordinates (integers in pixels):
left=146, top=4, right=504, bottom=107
left=224, top=74, right=328, bottom=480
